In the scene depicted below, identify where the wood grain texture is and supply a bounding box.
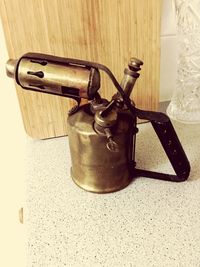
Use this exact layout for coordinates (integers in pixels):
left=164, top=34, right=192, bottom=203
left=0, top=0, right=161, bottom=139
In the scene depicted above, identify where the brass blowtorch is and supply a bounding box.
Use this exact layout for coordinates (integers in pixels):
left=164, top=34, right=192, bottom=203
left=6, top=53, right=190, bottom=193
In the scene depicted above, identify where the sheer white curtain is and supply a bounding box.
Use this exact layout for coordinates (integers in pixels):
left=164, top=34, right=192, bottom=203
left=167, top=0, right=200, bottom=123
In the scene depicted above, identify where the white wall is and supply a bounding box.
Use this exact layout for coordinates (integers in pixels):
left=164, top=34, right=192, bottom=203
left=0, top=20, right=26, bottom=267
left=160, top=0, right=178, bottom=102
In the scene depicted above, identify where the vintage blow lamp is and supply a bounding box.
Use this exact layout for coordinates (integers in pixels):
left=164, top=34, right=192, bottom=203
left=6, top=53, right=190, bottom=193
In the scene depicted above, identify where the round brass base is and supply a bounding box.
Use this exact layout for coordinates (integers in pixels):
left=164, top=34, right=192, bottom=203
left=70, top=168, right=132, bottom=194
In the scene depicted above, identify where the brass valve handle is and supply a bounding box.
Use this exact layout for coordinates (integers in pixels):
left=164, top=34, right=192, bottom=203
left=104, top=128, right=119, bottom=153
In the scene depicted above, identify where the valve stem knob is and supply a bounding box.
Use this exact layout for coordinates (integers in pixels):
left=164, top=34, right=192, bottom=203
left=128, top=57, right=143, bottom=71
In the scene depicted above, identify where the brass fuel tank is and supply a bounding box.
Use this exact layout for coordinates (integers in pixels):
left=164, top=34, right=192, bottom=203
left=67, top=104, right=136, bottom=193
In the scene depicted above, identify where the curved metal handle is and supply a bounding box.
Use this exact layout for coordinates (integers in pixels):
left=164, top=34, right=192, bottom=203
left=151, top=119, right=190, bottom=181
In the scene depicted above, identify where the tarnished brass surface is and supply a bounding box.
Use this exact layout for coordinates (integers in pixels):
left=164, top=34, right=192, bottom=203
left=6, top=53, right=141, bottom=192
left=94, top=109, right=117, bottom=128
left=18, top=58, right=92, bottom=98
left=67, top=104, right=136, bottom=193
left=6, top=55, right=100, bottom=99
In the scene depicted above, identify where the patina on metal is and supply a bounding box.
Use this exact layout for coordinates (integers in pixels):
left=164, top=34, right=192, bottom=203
left=6, top=53, right=100, bottom=100
left=68, top=105, right=136, bottom=193
left=6, top=53, right=191, bottom=193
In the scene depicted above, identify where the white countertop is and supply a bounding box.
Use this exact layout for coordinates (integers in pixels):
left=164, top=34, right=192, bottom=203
left=25, top=120, right=200, bottom=267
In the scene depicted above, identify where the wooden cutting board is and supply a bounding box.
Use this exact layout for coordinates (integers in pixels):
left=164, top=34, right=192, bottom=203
left=0, top=0, right=161, bottom=139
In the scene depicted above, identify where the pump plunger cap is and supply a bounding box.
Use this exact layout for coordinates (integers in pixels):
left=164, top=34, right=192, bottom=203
left=128, top=57, right=143, bottom=71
